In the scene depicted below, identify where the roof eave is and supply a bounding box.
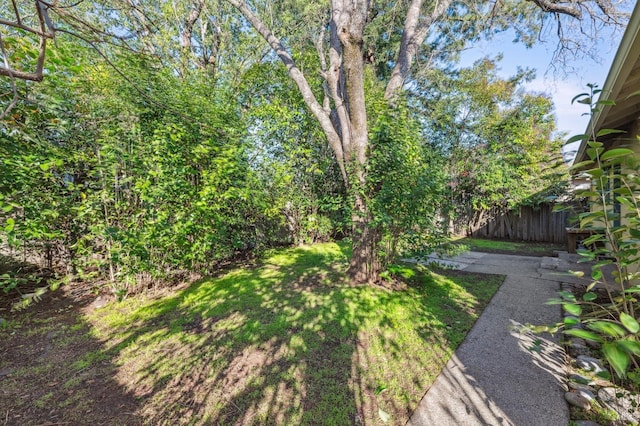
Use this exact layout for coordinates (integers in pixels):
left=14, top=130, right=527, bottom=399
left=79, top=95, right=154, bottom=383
left=573, top=2, right=640, bottom=165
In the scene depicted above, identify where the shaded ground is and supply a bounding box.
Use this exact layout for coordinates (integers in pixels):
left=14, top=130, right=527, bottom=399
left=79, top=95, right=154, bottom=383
left=0, top=243, right=504, bottom=425
left=0, top=291, right=143, bottom=425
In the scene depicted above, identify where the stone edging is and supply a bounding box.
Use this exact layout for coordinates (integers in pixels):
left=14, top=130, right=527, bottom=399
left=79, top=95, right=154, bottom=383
left=561, top=282, right=640, bottom=425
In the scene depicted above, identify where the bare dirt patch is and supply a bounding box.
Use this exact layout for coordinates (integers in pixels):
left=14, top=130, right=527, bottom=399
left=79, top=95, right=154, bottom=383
left=0, top=289, right=143, bottom=425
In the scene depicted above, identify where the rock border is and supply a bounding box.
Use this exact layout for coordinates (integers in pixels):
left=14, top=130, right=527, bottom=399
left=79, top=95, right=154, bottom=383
left=561, top=282, right=640, bottom=425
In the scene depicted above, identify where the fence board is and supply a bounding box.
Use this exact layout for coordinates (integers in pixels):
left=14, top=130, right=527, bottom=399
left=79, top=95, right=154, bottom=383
left=468, top=204, right=570, bottom=244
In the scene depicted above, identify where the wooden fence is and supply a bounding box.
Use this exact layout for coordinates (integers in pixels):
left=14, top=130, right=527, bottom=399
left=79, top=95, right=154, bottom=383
left=468, top=204, right=571, bottom=244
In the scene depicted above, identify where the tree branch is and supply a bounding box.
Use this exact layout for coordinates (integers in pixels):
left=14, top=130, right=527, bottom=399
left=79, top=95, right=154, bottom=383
left=181, top=1, right=204, bottom=48
left=0, top=0, right=56, bottom=82
left=328, top=3, right=352, bottom=161
left=225, top=0, right=347, bottom=184
left=385, top=0, right=453, bottom=100
left=314, top=22, right=332, bottom=113
left=0, top=32, right=18, bottom=119
left=526, top=0, right=581, bottom=18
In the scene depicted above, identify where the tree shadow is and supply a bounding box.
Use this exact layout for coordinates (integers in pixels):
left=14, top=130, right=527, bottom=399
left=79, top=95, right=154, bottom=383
left=61, top=243, right=500, bottom=425
left=0, top=268, right=144, bottom=425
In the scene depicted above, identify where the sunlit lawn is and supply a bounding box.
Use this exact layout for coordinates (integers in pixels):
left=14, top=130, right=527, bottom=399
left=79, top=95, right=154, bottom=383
left=452, top=237, right=565, bottom=255
left=85, top=241, right=503, bottom=425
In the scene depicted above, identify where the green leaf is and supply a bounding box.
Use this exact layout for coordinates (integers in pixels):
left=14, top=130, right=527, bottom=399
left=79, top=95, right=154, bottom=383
left=39, top=163, right=50, bottom=171
left=570, top=160, right=595, bottom=170
left=586, top=147, right=603, bottom=160
left=588, top=321, right=627, bottom=338
left=580, top=214, right=601, bottom=228
left=571, top=93, right=590, bottom=104
left=620, top=313, right=639, bottom=334
left=582, top=292, right=597, bottom=301
left=563, top=303, right=582, bottom=316
left=625, top=89, right=640, bottom=99
left=569, top=270, right=585, bottom=278
left=564, top=328, right=604, bottom=343
left=603, top=342, right=630, bottom=378
left=4, top=218, right=15, bottom=232
left=583, top=234, right=605, bottom=246
left=564, top=316, right=580, bottom=327
left=600, top=148, right=633, bottom=161
left=614, top=186, right=633, bottom=196
left=617, top=196, right=636, bottom=209
left=559, top=290, right=577, bottom=302
left=596, top=129, right=625, bottom=138
left=617, top=340, right=640, bottom=356
left=566, top=134, right=589, bottom=144
left=584, top=168, right=603, bottom=178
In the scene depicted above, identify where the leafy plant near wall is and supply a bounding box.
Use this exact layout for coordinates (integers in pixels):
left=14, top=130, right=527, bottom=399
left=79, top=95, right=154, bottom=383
left=546, top=85, right=640, bottom=380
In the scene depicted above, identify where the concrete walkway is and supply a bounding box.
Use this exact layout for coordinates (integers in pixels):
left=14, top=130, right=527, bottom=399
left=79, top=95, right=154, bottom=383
left=407, top=252, right=571, bottom=426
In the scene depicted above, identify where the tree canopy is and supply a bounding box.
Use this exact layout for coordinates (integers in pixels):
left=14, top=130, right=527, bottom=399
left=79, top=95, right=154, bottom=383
left=0, top=0, right=630, bottom=291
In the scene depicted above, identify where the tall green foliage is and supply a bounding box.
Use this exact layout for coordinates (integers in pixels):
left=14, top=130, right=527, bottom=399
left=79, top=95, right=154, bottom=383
left=533, top=87, right=640, bottom=382
left=417, top=59, right=567, bottom=232
left=1, top=0, right=598, bottom=295
left=1, top=39, right=272, bottom=301
left=366, top=80, right=447, bottom=265
left=240, top=62, right=348, bottom=246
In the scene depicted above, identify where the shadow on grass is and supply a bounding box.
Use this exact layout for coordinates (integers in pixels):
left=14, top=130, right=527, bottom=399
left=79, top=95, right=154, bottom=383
left=85, top=242, right=503, bottom=425
left=0, top=261, right=144, bottom=425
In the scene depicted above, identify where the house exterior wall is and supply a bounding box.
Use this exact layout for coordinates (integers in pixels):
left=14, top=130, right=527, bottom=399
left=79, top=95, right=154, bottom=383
left=618, top=117, right=640, bottom=230
left=601, top=119, right=640, bottom=283
left=582, top=119, right=640, bottom=284
left=622, top=120, right=640, bottom=283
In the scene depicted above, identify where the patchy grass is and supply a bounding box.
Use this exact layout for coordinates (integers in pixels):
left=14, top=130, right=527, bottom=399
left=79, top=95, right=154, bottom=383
left=453, top=237, right=565, bottom=256
left=0, top=242, right=504, bottom=425
left=86, top=242, right=503, bottom=425
left=0, top=298, right=140, bottom=424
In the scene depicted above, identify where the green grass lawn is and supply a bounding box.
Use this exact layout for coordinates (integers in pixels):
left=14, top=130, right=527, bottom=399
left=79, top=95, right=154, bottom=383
left=452, top=237, right=565, bottom=256
left=1, top=242, right=504, bottom=425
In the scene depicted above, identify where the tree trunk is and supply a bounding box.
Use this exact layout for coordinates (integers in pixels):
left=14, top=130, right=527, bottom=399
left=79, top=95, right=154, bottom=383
left=227, top=0, right=432, bottom=284
left=349, top=192, right=380, bottom=283
left=333, top=0, right=377, bottom=283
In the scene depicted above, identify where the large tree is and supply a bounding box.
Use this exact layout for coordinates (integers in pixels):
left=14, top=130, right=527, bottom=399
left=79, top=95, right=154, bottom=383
left=1, top=0, right=630, bottom=282
left=220, top=0, right=626, bottom=282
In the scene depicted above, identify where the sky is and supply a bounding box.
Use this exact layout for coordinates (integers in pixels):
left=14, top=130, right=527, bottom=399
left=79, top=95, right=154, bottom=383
left=458, top=26, right=625, bottom=162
